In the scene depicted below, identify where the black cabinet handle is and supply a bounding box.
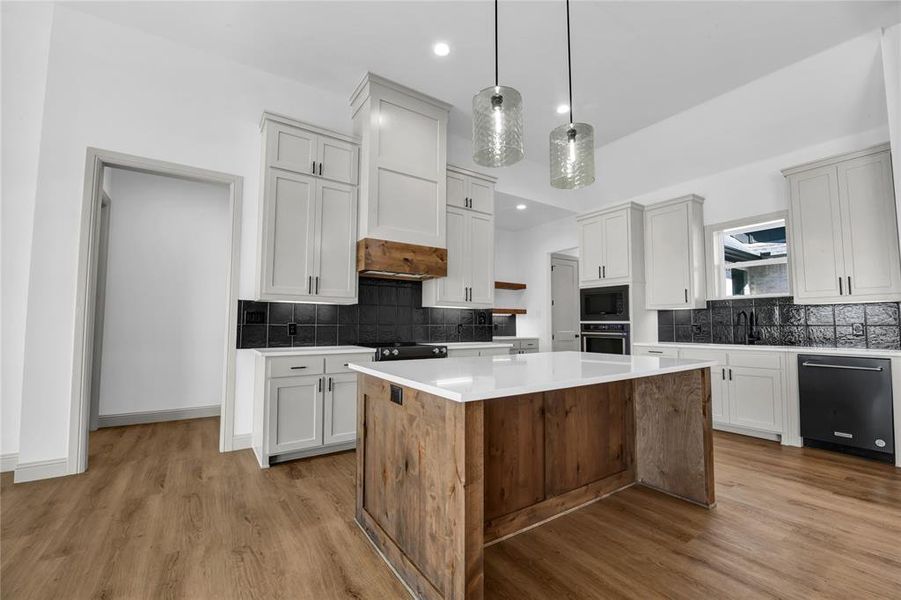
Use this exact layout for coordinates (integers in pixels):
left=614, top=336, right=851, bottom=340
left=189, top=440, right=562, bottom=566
left=315, top=276, right=319, bottom=294
left=319, top=162, right=323, bottom=176
left=838, top=277, right=843, bottom=295
left=847, top=276, right=852, bottom=295
left=602, top=265, right=606, bottom=278
left=327, top=377, right=332, bottom=392
left=598, top=266, right=602, bottom=279
left=290, top=366, right=307, bottom=370
left=318, top=377, right=323, bottom=392
left=308, top=276, right=312, bottom=294
left=684, top=288, right=688, bottom=303
left=721, top=368, right=725, bottom=380
left=312, top=160, right=316, bottom=173
left=728, top=368, right=733, bottom=381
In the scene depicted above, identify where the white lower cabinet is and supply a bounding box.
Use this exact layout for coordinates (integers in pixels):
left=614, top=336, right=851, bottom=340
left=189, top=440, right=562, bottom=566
left=446, top=347, right=509, bottom=358
left=678, top=348, right=730, bottom=426
left=268, top=375, right=323, bottom=454
left=254, top=351, right=371, bottom=467
left=324, top=373, right=358, bottom=445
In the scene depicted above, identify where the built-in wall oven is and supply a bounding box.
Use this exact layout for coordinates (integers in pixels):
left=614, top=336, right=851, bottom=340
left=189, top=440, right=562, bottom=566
left=581, top=323, right=631, bottom=355
left=580, top=285, right=629, bottom=322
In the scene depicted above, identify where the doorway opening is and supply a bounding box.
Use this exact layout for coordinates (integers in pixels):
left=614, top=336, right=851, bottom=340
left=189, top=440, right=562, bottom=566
left=70, top=149, right=242, bottom=475
left=550, top=250, right=579, bottom=351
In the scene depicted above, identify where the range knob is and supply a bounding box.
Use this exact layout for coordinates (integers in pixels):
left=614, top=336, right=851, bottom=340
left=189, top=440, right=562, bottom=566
left=381, top=349, right=390, bottom=356
left=440, top=347, right=447, bottom=354
left=433, top=347, right=440, bottom=354
left=391, top=348, right=399, bottom=356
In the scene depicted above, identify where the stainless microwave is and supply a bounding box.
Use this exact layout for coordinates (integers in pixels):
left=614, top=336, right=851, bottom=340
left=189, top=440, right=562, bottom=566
left=580, top=285, right=629, bottom=322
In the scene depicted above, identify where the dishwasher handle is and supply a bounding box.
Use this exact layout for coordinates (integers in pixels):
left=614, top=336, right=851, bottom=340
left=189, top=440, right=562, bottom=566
left=801, top=361, right=883, bottom=372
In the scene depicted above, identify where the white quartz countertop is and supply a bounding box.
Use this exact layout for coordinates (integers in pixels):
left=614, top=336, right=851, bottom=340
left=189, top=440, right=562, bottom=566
left=634, top=342, right=901, bottom=358
left=347, top=351, right=717, bottom=402
left=492, top=336, right=539, bottom=341
left=427, top=342, right=514, bottom=350
left=250, top=345, right=373, bottom=357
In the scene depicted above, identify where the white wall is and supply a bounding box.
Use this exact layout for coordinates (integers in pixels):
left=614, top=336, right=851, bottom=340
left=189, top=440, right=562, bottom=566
left=17, top=6, right=355, bottom=466
left=97, top=168, right=229, bottom=417
left=883, top=24, right=901, bottom=234
left=1, top=2, right=54, bottom=466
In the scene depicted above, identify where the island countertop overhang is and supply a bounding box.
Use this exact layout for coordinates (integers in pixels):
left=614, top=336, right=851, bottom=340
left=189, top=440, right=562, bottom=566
left=347, top=351, right=718, bottom=402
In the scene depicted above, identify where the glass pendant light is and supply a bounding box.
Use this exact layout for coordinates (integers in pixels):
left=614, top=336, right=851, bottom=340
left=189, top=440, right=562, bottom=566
left=550, top=0, right=595, bottom=189
left=472, top=0, right=524, bottom=167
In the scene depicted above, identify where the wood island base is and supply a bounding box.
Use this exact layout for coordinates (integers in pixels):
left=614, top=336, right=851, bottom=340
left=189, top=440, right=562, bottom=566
left=355, top=368, right=714, bottom=600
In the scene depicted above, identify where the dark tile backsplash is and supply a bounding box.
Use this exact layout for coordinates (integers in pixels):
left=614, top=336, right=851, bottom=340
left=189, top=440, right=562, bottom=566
left=237, top=278, right=494, bottom=349
left=658, top=297, right=901, bottom=350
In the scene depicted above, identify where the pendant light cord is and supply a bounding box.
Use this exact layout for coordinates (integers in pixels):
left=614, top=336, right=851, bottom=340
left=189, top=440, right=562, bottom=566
left=495, top=0, right=499, bottom=87
left=566, top=0, right=573, bottom=124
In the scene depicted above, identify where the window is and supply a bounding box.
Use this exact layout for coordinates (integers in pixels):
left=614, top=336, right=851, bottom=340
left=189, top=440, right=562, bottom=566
left=706, top=213, right=789, bottom=299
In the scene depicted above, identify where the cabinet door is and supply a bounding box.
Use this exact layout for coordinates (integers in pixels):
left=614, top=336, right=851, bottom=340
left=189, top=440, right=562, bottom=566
left=678, top=348, right=729, bottom=425
left=579, top=216, right=605, bottom=284
left=645, top=202, right=692, bottom=308
left=324, top=373, right=357, bottom=445
left=437, top=207, right=468, bottom=304
left=837, top=151, right=901, bottom=300
left=262, top=169, right=317, bottom=298
left=267, top=123, right=316, bottom=175
left=727, top=366, right=782, bottom=433
left=313, top=180, right=357, bottom=300
left=601, top=209, right=630, bottom=282
left=268, top=375, right=323, bottom=454
left=317, top=137, right=358, bottom=185
left=446, top=170, right=467, bottom=209
left=788, top=166, right=846, bottom=301
left=468, top=178, right=495, bottom=214
left=468, top=212, right=495, bottom=307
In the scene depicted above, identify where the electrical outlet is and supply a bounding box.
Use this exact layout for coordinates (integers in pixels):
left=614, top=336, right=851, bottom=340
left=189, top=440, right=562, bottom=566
left=245, top=310, right=266, bottom=324
left=852, top=323, right=864, bottom=336
left=287, top=323, right=297, bottom=336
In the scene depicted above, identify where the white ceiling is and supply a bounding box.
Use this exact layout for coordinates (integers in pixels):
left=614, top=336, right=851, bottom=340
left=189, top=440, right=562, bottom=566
left=68, top=1, right=901, bottom=167
left=495, top=190, right=576, bottom=231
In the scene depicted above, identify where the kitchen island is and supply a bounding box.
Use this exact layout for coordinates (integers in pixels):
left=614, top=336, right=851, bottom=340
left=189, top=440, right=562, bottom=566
left=347, top=351, right=717, bottom=600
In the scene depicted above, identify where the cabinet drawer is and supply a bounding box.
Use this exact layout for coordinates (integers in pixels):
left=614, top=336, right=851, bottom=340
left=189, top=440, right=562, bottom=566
left=728, top=351, right=781, bottom=370
left=678, top=348, right=728, bottom=365
left=634, top=346, right=678, bottom=358
left=325, top=353, right=373, bottom=374
left=268, top=356, right=325, bottom=378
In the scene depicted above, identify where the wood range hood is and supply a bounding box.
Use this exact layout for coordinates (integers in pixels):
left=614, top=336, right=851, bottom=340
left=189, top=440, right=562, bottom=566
left=356, top=238, right=448, bottom=281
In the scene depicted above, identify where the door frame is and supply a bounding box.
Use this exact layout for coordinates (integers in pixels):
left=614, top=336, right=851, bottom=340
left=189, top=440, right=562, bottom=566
left=548, top=252, right=580, bottom=351
left=69, top=147, right=243, bottom=475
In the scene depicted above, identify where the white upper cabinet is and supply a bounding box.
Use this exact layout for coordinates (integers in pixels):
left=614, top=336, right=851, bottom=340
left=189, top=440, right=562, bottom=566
left=422, top=166, right=496, bottom=309
left=644, top=195, right=706, bottom=309
left=578, top=203, right=644, bottom=287
left=351, top=73, right=451, bottom=248
left=785, top=145, right=901, bottom=304
left=264, top=113, right=358, bottom=185
left=258, top=113, right=360, bottom=303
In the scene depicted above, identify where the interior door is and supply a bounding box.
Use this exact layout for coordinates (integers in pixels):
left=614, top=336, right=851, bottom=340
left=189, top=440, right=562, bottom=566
left=324, top=373, right=357, bottom=445
left=313, top=180, right=357, bottom=300
left=446, top=170, right=467, bottom=209
left=268, top=375, right=323, bottom=454
left=268, top=123, right=316, bottom=175
left=579, top=216, right=604, bottom=284
left=645, top=202, right=691, bottom=308
left=468, top=178, right=494, bottom=214
left=438, top=206, right=468, bottom=304
left=837, top=151, right=901, bottom=300
left=551, top=256, right=580, bottom=351
left=468, top=212, right=495, bottom=307
left=601, top=210, right=630, bottom=282
left=264, top=169, right=316, bottom=297
left=788, top=166, right=845, bottom=301
left=317, top=137, right=357, bottom=185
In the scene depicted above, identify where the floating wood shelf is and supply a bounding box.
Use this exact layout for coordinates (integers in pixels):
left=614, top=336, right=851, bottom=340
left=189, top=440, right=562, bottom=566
left=495, top=281, right=527, bottom=290
left=492, top=308, right=527, bottom=315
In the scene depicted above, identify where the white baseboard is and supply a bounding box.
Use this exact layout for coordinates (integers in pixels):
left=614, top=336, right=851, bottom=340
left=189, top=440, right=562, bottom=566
left=14, top=457, right=69, bottom=483
left=231, top=433, right=252, bottom=450
left=98, top=404, right=220, bottom=428
left=714, top=422, right=781, bottom=442
left=1, top=452, right=19, bottom=473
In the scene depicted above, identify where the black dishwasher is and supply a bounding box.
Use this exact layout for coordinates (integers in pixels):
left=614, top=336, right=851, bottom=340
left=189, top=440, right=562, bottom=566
left=798, top=354, right=894, bottom=461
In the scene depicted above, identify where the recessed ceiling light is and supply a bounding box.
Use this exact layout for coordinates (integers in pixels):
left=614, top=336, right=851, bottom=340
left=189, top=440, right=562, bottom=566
left=516, top=204, right=527, bottom=210
left=556, top=104, right=569, bottom=114
left=433, top=42, right=450, bottom=57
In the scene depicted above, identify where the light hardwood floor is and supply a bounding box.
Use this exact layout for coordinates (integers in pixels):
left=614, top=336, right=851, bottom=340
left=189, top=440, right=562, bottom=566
left=2, top=418, right=900, bottom=599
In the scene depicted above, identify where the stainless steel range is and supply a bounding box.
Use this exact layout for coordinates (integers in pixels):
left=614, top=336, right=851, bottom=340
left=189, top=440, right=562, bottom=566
left=361, top=342, right=448, bottom=361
